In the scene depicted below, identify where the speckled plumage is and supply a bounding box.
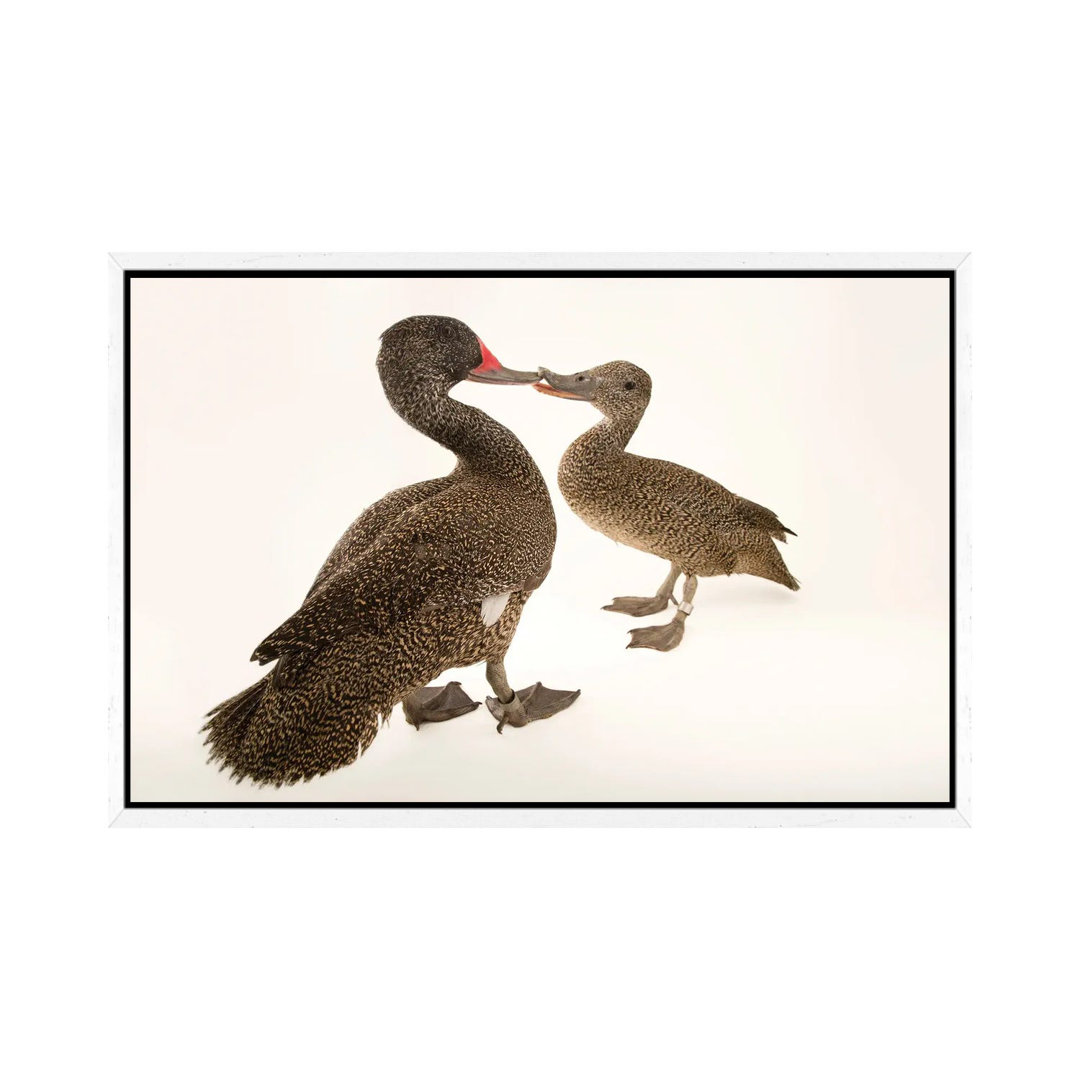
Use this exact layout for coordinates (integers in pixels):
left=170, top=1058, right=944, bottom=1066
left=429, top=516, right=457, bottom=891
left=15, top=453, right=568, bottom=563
left=541, top=361, right=797, bottom=646
left=204, top=316, right=556, bottom=786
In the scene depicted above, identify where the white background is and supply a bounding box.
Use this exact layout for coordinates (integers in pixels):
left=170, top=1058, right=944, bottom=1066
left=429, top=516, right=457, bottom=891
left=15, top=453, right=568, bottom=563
left=3, top=2, right=1077, bottom=1079
left=131, top=274, right=950, bottom=803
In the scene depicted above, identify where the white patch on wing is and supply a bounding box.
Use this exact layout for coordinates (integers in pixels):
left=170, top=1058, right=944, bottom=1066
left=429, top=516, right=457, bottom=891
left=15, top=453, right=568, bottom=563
left=480, top=591, right=511, bottom=627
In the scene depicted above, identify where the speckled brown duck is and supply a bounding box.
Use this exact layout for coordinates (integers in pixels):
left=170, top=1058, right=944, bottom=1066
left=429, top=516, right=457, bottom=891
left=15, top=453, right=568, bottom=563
left=204, top=316, right=579, bottom=786
left=536, top=361, right=798, bottom=652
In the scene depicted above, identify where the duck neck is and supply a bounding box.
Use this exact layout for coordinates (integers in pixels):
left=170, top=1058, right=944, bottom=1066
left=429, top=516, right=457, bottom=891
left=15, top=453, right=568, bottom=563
left=389, top=381, right=543, bottom=486
left=576, top=406, right=644, bottom=458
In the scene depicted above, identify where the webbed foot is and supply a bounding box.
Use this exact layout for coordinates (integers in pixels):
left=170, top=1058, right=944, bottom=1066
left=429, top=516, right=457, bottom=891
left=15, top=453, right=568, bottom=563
left=603, top=594, right=672, bottom=617
left=403, top=681, right=480, bottom=729
left=627, top=620, right=686, bottom=652
left=486, top=682, right=581, bottom=733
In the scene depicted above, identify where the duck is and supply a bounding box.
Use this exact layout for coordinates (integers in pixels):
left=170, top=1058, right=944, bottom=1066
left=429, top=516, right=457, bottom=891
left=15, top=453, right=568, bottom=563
left=204, top=315, right=580, bottom=786
left=535, top=361, right=798, bottom=652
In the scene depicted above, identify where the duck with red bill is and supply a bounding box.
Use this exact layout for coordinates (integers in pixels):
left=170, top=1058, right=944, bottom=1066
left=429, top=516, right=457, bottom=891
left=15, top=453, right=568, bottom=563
left=204, top=316, right=579, bottom=787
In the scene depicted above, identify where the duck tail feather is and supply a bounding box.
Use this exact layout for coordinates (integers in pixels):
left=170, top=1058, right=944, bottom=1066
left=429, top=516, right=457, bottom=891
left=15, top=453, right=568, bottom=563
left=202, top=660, right=382, bottom=787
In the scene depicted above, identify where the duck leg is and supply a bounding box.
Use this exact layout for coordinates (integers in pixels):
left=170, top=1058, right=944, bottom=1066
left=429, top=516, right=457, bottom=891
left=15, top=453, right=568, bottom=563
left=627, top=574, right=698, bottom=652
left=484, top=661, right=581, bottom=734
left=603, top=563, right=681, bottom=617
left=403, top=681, right=480, bottom=729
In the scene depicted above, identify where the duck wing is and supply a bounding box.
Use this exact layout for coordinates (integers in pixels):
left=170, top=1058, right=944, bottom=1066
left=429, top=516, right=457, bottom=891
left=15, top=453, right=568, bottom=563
left=625, top=455, right=741, bottom=522
left=252, top=480, right=552, bottom=666
left=732, top=495, right=797, bottom=540
left=306, top=472, right=459, bottom=598
left=622, top=455, right=795, bottom=544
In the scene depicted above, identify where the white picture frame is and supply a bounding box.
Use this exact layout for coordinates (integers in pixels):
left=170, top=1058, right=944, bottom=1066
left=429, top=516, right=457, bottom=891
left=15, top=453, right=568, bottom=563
left=109, top=252, right=971, bottom=827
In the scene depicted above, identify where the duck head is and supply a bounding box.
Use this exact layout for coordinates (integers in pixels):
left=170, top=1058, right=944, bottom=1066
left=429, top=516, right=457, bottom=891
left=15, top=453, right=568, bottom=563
left=378, top=315, right=538, bottom=395
left=535, top=361, right=652, bottom=418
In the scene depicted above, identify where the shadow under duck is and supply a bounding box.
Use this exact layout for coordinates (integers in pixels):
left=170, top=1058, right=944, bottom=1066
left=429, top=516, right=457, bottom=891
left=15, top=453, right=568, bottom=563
left=536, top=361, right=798, bottom=652
left=204, top=316, right=579, bottom=786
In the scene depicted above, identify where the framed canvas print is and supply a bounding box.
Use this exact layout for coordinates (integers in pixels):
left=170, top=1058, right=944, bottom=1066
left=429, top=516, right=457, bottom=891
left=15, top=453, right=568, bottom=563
left=109, top=253, right=970, bottom=826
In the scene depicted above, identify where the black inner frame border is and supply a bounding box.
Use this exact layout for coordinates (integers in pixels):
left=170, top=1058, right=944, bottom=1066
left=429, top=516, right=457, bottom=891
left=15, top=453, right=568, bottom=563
left=123, top=268, right=957, bottom=811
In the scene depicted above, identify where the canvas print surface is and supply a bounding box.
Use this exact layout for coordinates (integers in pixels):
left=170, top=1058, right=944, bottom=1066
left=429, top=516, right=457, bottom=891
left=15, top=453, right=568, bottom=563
left=126, top=273, right=951, bottom=805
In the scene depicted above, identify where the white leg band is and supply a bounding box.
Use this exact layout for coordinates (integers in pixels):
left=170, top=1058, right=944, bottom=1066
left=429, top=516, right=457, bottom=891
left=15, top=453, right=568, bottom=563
left=677, top=601, right=694, bottom=615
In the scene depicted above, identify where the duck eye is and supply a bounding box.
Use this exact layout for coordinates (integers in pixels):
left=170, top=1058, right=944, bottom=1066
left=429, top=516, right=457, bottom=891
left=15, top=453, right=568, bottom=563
left=624, top=380, right=635, bottom=391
